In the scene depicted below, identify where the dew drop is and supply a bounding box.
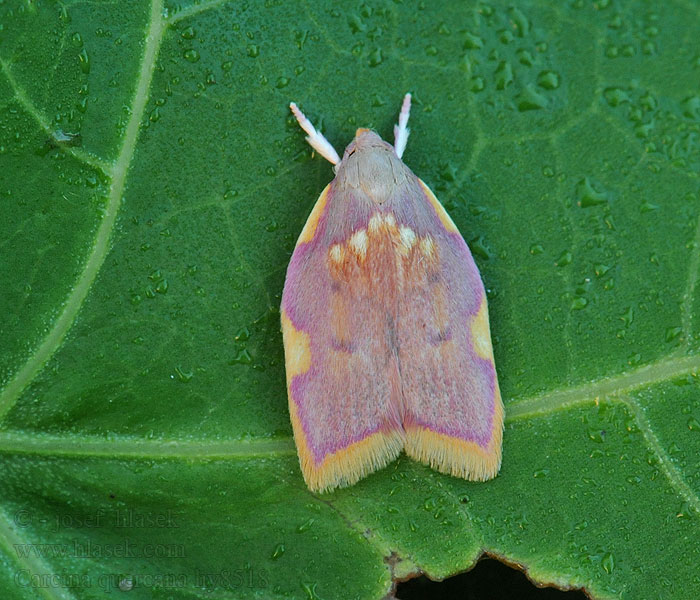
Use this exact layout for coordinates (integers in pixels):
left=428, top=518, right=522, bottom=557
left=271, top=543, right=285, bottom=559
left=183, top=49, right=200, bottom=62
left=499, top=29, right=514, bottom=44
left=588, top=428, right=605, bottom=443
left=174, top=366, right=193, bottom=383
left=687, top=417, right=700, bottom=431
left=681, top=96, right=700, bottom=120
left=516, top=84, right=547, bottom=111
left=230, top=349, right=252, bottom=365
left=463, top=32, right=484, bottom=49
left=301, top=582, right=322, bottom=600
left=571, top=297, right=588, bottom=310
left=642, top=40, right=656, bottom=55
left=297, top=518, right=315, bottom=533
left=495, top=61, right=513, bottom=90
left=665, top=326, right=682, bottom=342
left=619, top=307, right=633, bottom=327
left=603, top=87, right=630, bottom=107
left=517, top=49, right=534, bottom=66
left=508, top=7, right=530, bottom=37
left=423, top=497, right=438, bottom=511
left=608, top=13, right=622, bottom=28
left=602, top=552, right=615, bottom=574
left=347, top=14, right=364, bottom=34
left=368, top=48, right=383, bottom=67
left=605, top=45, right=619, bottom=58
left=577, top=177, right=609, bottom=207
left=469, top=235, right=492, bottom=260
left=247, top=44, right=260, bottom=58
left=470, top=76, right=485, bottom=92
left=78, top=48, right=90, bottom=74
left=555, top=250, right=572, bottom=267
left=234, top=327, right=250, bottom=342
left=628, top=353, right=641, bottom=365
left=537, top=70, right=560, bottom=90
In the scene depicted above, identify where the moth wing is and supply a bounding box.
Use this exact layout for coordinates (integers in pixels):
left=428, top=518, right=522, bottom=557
left=281, top=184, right=404, bottom=493
left=398, top=179, right=503, bottom=481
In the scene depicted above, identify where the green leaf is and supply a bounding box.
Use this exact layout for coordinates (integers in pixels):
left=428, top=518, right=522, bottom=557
left=1, top=1, right=699, bottom=599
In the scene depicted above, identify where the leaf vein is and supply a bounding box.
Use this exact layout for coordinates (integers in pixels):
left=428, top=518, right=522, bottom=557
left=507, top=353, right=700, bottom=420
left=621, top=395, right=700, bottom=514
left=682, top=210, right=700, bottom=346
left=0, top=507, right=78, bottom=600
left=0, top=0, right=166, bottom=421
left=0, top=57, right=111, bottom=174
left=0, top=433, right=295, bottom=459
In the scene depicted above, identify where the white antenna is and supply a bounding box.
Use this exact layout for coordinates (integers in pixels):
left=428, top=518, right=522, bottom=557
left=393, top=93, right=411, bottom=159
left=289, top=102, right=341, bottom=165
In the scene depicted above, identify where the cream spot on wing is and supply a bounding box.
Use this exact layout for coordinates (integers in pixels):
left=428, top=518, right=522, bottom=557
left=368, top=213, right=383, bottom=232
left=329, top=244, right=344, bottom=263
left=471, top=299, right=494, bottom=360
left=420, top=235, right=434, bottom=257
left=349, top=229, right=368, bottom=260
left=281, top=310, right=312, bottom=385
left=384, top=213, right=396, bottom=227
left=399, top=225, right=417, bottom=252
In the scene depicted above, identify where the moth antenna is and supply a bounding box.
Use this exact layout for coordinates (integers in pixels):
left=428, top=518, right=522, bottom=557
left=393, top=92, right=411, bottom=159
left=289, top=102, right=341, bottom=165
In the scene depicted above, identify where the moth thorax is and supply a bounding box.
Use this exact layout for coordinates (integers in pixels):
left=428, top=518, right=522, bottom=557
left=341, top=147, right=407, bottom=205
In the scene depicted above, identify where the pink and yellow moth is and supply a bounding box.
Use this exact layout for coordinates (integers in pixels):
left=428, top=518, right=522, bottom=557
left=281, top=94, right=504, bottom=493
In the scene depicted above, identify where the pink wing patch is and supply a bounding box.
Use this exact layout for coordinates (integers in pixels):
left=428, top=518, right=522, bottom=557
left=282, top=148, right=503, bottom=493
left=281, top=185, right=405, bottom=492
left=399, top=181, right=503, bottom=481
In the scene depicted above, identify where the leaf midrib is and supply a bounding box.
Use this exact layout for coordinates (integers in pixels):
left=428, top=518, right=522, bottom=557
left=0, top=0, right=167, bottom=423
left=1, top=350, right=698, bottom=461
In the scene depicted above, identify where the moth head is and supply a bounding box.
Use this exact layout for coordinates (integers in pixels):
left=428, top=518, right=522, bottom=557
left=335, top=129, right=409, bottom=203
left=339, top=129, right=394, bottom=163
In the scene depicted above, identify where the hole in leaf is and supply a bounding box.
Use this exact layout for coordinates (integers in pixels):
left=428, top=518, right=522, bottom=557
left=396, top=558, right=588, bottom=599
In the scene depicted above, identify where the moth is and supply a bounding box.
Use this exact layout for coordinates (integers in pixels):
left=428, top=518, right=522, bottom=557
left=281, top=94, right=503, bottom=493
